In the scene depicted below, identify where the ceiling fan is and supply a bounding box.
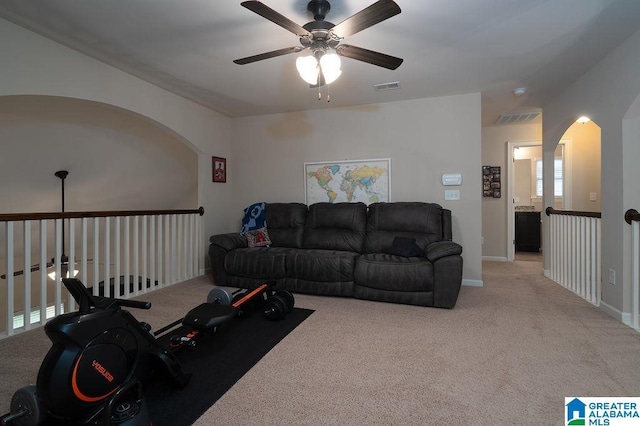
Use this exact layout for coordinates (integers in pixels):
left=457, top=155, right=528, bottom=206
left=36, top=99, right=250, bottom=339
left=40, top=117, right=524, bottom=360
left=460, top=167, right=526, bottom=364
left=234, top=0, right=403, bottom=86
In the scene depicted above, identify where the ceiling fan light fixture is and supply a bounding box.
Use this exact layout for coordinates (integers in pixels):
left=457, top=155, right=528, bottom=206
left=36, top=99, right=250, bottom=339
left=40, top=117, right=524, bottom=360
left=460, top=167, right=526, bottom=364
left=296, top=55, right=319, bottom=85
left=320, top=53, right=341, bottom=84
left=296, top=52, right=341, bottom=85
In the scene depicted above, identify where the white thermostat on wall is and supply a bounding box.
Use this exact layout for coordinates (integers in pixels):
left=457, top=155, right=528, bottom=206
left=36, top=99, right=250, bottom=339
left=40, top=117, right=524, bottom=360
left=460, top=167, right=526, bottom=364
left=442, top=173, right=463, bottom=186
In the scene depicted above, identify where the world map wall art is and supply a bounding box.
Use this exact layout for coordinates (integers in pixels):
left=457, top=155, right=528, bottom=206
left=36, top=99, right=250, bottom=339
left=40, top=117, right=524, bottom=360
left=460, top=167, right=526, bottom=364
left=304, top=158, right=391, bottom=205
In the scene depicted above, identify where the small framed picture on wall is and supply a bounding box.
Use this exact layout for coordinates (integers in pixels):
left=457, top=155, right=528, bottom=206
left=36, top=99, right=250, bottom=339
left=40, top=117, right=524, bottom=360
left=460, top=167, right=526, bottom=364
left=482, top=165, right=501, bottom=198
left=212, top=156, right=227, bottom=183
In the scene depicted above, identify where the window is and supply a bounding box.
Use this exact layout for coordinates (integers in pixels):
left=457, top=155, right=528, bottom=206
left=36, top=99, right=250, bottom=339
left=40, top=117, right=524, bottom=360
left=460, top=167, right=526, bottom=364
left=536, top=158, right=563, bottom=197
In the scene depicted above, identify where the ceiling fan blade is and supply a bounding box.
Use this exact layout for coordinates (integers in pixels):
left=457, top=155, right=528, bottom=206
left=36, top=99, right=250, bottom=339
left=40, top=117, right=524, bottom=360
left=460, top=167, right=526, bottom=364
left=331, top=0, right=401, bottom=38
left=234, top=46, right=304, bottom=65
left=1, top=262, right=54, bottom=279
left=241, top=1, right=309, bottom=36
left=336, top=44, right=403, bottom=70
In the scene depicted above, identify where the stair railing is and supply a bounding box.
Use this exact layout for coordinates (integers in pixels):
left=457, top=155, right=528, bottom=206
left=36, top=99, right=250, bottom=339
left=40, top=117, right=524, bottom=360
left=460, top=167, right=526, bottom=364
left=545, top=207, right=601, bottom=305
left=1, top=207, right=204, bottom=339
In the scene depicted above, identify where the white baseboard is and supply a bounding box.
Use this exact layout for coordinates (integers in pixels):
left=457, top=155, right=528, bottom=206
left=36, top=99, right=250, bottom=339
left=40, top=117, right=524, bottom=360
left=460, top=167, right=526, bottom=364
left=599, top=300, right=628, bottom=324
left=482, top=256, right=508, bottom=262
left=462, top=279, right=484, bottom=287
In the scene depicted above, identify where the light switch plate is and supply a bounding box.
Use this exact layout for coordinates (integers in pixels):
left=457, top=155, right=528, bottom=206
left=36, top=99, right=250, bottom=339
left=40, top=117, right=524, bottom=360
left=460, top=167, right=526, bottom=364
left=445, top=190, right=460, bottom=200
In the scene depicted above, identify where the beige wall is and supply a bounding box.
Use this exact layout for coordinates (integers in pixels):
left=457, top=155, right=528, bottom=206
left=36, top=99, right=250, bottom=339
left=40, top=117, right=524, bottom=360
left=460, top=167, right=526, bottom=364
left=230, top=95, right=484, bottom=285
left=481, top=123, right=541, bottom=259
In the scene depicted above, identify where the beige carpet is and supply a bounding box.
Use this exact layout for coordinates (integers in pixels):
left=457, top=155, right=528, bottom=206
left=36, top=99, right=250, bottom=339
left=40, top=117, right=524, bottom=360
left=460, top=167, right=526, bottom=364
left=3, top=260, right=640, bottom=425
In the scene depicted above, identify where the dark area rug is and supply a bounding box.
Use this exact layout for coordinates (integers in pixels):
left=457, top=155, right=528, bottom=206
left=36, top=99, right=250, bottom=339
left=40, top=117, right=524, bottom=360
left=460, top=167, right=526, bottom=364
left=144, top=308, right=314, bottom=426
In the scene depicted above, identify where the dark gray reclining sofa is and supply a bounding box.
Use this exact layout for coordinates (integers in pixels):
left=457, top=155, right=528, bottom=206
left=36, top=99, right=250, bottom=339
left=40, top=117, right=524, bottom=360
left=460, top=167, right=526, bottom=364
left=209, top=202, right=463, bottom=308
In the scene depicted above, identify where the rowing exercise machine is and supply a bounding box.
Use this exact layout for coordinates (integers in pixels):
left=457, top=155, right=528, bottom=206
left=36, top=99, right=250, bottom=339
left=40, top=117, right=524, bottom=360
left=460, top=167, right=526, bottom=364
left=0, top=279, right=288, bottom=426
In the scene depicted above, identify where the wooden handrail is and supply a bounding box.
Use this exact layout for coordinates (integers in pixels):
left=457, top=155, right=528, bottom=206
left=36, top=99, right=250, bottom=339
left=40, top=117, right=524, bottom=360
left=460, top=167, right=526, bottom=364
left=0, top=207, right=204, bottom=222
left=545, top=207, right=601, bottom=218
left=625, top=209, right=640, bottom=225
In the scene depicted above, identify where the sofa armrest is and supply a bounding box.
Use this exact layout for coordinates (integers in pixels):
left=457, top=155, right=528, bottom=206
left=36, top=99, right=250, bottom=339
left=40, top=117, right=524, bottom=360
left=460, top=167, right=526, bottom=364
left=427, top=241, right=463, bottom=308
left=210, top=233, right=247, bottom=251
left=425, top=241, right=462, bottom=263
left=432, top=255, right=463, bottom=309
left=209, top=233, right=247, bottom=287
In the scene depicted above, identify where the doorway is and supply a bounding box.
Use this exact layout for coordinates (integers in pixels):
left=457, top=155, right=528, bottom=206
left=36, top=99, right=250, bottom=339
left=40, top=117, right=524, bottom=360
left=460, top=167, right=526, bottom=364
left=507, top=140, right=571, bottom=261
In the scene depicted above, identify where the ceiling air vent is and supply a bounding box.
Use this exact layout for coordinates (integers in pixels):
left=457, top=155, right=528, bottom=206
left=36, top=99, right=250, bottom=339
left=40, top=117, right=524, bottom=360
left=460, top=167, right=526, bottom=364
left=495, top=112, right=540, bottom=125
left=373, top=81, right=400, bottom=91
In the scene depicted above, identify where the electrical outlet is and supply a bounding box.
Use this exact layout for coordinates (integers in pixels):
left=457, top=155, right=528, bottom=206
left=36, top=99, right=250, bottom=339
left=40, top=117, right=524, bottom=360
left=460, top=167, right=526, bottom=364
left=590, top=192, right=597, bottom=201
left=609, top=268, right=616, bottom=285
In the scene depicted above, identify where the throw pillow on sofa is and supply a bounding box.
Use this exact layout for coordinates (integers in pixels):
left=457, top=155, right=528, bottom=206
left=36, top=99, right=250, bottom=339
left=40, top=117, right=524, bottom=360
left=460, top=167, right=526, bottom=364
left=240, top=202, right=272, bottom=247
left=245, top=227, right=271, bottom=248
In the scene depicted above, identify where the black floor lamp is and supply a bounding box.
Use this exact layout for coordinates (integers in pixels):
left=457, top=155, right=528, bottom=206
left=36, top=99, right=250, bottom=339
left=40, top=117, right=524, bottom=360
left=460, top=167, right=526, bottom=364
left=48, top=170, right=78, bottom=280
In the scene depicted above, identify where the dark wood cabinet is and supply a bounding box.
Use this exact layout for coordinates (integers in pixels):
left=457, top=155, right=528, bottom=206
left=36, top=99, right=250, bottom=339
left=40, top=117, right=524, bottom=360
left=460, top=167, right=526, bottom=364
left=515, top=211, right=541, bottom=252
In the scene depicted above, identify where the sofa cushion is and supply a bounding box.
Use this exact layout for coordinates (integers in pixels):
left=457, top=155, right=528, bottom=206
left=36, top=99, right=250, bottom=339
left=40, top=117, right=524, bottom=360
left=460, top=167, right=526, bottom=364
left=286, top=248, right=359, bottom=283
left=265, top=203, right=308, bottom=248
left=364, top=202, right=445, bottom=254
left=224, top=247, right=290, bottom=279
left=355, top=253, right=434, bottom=292
left=303, top=202, right=367, bottom=252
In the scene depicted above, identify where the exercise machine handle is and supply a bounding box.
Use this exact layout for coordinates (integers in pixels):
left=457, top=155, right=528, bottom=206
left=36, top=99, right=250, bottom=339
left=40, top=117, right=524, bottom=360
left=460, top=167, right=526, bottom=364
left=62, top=278, right=151, bottom=312
left=114, top=298, right=152, bottom=310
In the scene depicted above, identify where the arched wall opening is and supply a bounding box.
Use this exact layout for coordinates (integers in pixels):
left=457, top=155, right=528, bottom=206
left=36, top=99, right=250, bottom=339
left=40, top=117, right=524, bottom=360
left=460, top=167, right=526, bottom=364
left=0, top=94, right=199, bottom=214
left=558, top=119, right=602, bottom=213
left=542, top=114, right=599, bottom=263
left=542, top=116, right=602, bottom=258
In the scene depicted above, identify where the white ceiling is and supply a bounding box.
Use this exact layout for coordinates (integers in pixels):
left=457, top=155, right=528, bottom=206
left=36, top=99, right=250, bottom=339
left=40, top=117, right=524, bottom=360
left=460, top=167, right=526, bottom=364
left=2, top=0, right=640, bottom=125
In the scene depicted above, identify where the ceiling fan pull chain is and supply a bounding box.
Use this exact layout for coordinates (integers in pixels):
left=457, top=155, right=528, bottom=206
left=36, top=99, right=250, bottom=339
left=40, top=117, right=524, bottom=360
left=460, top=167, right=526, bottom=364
left=327, top=84, right=331, bottom=102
